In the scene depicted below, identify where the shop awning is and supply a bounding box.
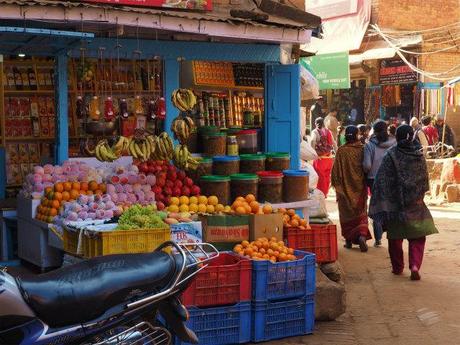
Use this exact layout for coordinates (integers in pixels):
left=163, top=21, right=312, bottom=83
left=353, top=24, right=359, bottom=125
left=0, top=0, right=319, bottom=44
left=0, top=26, right=94, bottom=55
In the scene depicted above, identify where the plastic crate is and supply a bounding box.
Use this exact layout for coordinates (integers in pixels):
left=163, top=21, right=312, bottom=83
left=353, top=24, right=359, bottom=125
left=182, top=252, right=251, bottom=307
left=175, top=302, right=251, bottom=345
left=252, top=250, right=315, bottom=302
left=284, top=224, right=338, bottom=263
left=84, top=228, right=170, bottom=258
left=251, top=296, right=314, bottom=342
left=63, top=228, right=86, bottom=256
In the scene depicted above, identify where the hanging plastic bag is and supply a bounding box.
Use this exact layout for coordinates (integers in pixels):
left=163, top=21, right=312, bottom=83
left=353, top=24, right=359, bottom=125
left=300, top=139, right=318, bottom=162
left=300, top=161, right=318, bottom=189
left=309, top=188, right=328, bottom=218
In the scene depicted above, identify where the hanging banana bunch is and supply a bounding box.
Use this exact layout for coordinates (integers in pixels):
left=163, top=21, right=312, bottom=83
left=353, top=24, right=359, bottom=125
left=171, top=115, right=196, bottom=145
left=173, top=144, right=200, bottom=171
left=94, top=139, right=120, bottom=162
left=171, top=89, right=197, bottom=112
left=151, top=132, right=174, bottom=161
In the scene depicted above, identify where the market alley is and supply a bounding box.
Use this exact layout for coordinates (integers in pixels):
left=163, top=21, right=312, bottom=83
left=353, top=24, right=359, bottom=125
left=268, top=199, right=460, bottom=345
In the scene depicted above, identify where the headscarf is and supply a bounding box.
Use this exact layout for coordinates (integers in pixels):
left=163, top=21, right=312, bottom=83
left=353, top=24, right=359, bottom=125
left=396, top=124, right=422, bottom=154
left=345, top=125, right=359, bottom=143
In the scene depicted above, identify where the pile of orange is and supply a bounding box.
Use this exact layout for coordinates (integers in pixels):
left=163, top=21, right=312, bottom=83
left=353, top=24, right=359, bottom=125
left=231, top=194, right=273, bottom=215
left=233, top=237, right=297, bottom=263
left=278, top=208, right=309, bottom=230
left=35, top=180, right=106, bottom=223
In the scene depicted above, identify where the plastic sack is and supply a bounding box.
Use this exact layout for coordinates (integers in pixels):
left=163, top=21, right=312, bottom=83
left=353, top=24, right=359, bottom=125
left=300, top=65, right=319, bottom=100
left=308, top=188, right=328, bottom=218
left=300, top=161, right=318, bottom=189
left=300, top=140, right=318, bottom=162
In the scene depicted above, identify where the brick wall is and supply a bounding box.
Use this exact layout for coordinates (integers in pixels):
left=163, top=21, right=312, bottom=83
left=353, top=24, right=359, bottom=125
left=376, top=0, right=460, bottom=30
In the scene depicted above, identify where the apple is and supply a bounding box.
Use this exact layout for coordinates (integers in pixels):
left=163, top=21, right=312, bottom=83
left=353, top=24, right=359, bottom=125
left=153, top=186, right=162, bottom=195
left=156, top=201, right=165, bottom=210
left=181, top=186, right=191, bottom=196
left=184, top=177, right=194, bottom=187
left=156, top=178, right=166, bottom=187
left=172, top=187, right=182, bottom=197
left=167, top=171, right=177, bottom=182
left=148, top=165, right=156, bottom=174
left=139, top=162, right=148, bottom=173
left=191, top=185, right=201, bottom=196
left=174, top=180, right=183, bottom=189
left=177, top=170, right=186, bottom=180
left=164, top=187, right=173, bottom=196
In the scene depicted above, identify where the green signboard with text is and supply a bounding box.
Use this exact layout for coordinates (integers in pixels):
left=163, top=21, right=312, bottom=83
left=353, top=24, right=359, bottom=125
left=301, top=52, right=350, bottom=90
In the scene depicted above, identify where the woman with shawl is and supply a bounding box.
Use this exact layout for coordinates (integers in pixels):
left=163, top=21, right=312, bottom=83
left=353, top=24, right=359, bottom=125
left=332, top=126, right=372, bottom=252
left=369, top=125, right=438, bottom=280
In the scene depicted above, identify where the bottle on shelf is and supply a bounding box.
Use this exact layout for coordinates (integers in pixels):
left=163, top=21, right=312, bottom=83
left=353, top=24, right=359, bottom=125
left=134, top=96, right=144, bottom=116
left=119, top=98, right=129, bottom=119
left=28, top=67, right=37, bottom=90
left=104, top=96, right=115, bottom=121
left=21, top=68, right=30, bottom=90
left=89, top=96, right=101, bottom=121
left=6, top=67, right=15, bottom=90
left=13, top=67, right=23, bottom=90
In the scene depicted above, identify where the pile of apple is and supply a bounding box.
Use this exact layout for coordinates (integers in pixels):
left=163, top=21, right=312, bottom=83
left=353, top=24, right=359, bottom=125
left=105, top=165, right=156, bottom=208
left=56, top=194, right=121, bottom=224
left=137, top=160, right=200, bottom=211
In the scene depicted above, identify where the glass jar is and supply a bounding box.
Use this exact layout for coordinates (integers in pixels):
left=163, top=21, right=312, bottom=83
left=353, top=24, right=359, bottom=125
left=212, top=155, right=240, bottom=176
left=227, top=135, right=239, bottom=156
left=257, top=171, right=283, bottom=203
left=203, top=132, right=227, bottom=157
left=282, top=170, right=309, bottom=202
left=200, top=175, right=231, bottom=206
left=230, top=174, right=259, bottom=202
left=189, top=158, right=213, bottom=182
left=240, top=154, right=266, bottom=174
left=236, top=129, right=258, bottom=154
left=265, top=152, right=291, bottom=171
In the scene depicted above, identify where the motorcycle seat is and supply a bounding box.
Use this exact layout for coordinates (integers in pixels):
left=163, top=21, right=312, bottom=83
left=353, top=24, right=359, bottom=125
left=17, top=251, right=177, bottom=328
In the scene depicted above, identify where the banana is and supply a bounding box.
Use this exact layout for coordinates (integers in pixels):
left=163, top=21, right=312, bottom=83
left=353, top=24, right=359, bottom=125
left=129, top=139, right=139, bottom=159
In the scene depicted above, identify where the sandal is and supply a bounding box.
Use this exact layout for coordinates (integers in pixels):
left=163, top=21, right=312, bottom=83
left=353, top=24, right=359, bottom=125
left=410, top=267, right=421, bottom=281
left=358, top=236, right=368, bottom=252
left=344, top=240, right=352, bottom=249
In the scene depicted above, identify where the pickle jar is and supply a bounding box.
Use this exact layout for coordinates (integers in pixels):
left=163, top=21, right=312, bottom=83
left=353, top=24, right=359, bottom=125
left=212, top=155, right=240, bottom=176
left=230, top=173, right=259, bottom=202
left=227, top=135, right=239, bottom=156
left=200, top=175, right=231, bottom=206
left=265, top=152, right=291, bottom=171
left=239, top=154, right=266, bottom=174
left=189, top=158, right=213, bottom=181
left=282, top=169, right=309, bottom=202
left=203, top=132, right=227, bottom=157
left=257, top=171, right=283, bottom=203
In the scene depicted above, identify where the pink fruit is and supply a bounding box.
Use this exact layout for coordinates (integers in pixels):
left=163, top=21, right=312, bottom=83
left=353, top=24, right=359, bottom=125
left=146, top=175, right=156, bottom=186
left=71, top=204, right=83, bottom=213
left=117, top=193, right=127, bottom=203
left=127, top=174, right=137, bottom=185
left=78, top=211, right=88, bottom=219
left=184, top=177, right=194, bottom=187
left=87, top=194, right=95, bottom=203
left=172, top=187, right=182, bottom=197
left=120, top=174, right=129, bottom=185
left=54, top=166, right=63, bottom=175
left=33, top=173, right=43, bottom=184
left=132, top=183, right=142, bottom=193
left=34, top=183, right=44, bottom=193
left=67, top=211, right=78, bottom=221
left=106, top=184, right=116, bottom=194
left=43, top=164, right=54, bottom=174
left=124, top=184, right=133, bottom=193
left=89, top=202, right=99, bottom=210
left=78, top=173, right=89, bottom=182
left=191, top=185, right=200, bottom=196
left=138, top=173, right=147, bottom=183
left=78, top=195, right=89, bottom=205
left=127, top=193, right=137, bottom=203
left=130, top=165, right=139, bottom=174
left=94, top=194, right=103, bottom=203
left=102, top=194, right=111, bottom=203
left=34, top=166, right=44, bottom=175
left=105, top=201, right=116, bottom=210
left=142, top=184, right=151, bottom=193
left=111, top=175, right=120, bottom=184
left=136, top=191, right=145, bottom=202
left=178, top=170, right=187, bottom=180
left=43, top=174, right=53, bottom=183
left=96, top=209, right=105, bottom=219
left=145, top=191, right=155, bottom=202
left=109, top=193, right=118, bottom=203
left=104, top=210, right=114, bottom=219
left=114, top=206, right=123, bottom=216
left=87, top=212, right=96, bottom=220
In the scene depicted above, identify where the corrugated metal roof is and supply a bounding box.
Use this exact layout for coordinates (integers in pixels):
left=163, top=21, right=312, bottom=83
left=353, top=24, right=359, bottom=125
left=0, top=0, right=315, bottom=29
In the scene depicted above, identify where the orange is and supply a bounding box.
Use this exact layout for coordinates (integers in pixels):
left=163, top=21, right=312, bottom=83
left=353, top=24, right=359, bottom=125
left=287, top=209, right=296, bottom=216
left=71, top=182, right=80, bottom=191
left=245, top=194, right=256, bottom=203
left=80, top=182, right=89, bottom=191
left=94, top=189, right=103, bottom=196
left=70, top=189, right=80, bottom=200
left=47, top=191, right=54, bottom=200
left=270, top=256, right=277, bottom=263
left=262, top=254, right=270, bottom=260
left=244, top=247, right=254, bottom=256
left=250, top=201, right=260, bottom=214
left=53, top=192, right=63, bottom=201
left=232, top=200, right=244, bottom=210
left=54, top=183, right=64, bottom=193
left=259, top=248, right=266, bottom=255
left=89, top=181, right=99, bottom=191
left=235, top=206, right=246, bottom=215
left=235, top=196, right=245, bottom=203
left=287, top=248, right=294, bottom=255
left=45, top=186, right=53, bottom=195
left=262, top=204, right=273, bottom=214
left=99, top=183, right=106, bottom=193
left=49, top=208, right=58, bottom=217
left=234, top=244, right=243, bottom=253
left=241, top=240, right=250, bottom=248
left=86, top=190, right=94, bottom=196
left=278, top=208, right=287, bottom=214
left=62, top=191, right=70, bottom=201
left=270, top=237, right=277, bottom=242
left=244, top=203, right=252, bottom=214
left=299, top=226, right=306, bottom=230
left=291, top=219, right=299, bottom=227
left=300, top=219, right=307, bottom=227
left=251, top=245, right=258, bottom=252
left=63, top=182, right=72, bottom=192
left=51, top=200, right=60, bottom=209
left=279, top=253, right=287, bottom=262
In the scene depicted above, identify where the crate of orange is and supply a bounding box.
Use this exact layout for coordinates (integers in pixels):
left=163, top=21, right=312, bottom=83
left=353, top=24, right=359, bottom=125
left=233, top=239, right=315, bottom=302
left=181, top=252, right=252, bottom=307
left=284, top=223, right=338, bottom=264
left=34, top=180, right=107, bottom=223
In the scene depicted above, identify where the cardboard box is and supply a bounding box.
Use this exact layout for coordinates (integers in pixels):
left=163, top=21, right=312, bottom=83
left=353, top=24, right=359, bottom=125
left=170, top=221, right=202, bottom=244
left=17, top=194, right=42, bottom=220
left=249, top=213, right=284, bottom=241
left=201, top=214, right=249, bottom=243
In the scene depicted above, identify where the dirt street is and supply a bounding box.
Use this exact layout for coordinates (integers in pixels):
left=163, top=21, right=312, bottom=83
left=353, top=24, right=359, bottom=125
left=267, top=199, right=460, bottom=345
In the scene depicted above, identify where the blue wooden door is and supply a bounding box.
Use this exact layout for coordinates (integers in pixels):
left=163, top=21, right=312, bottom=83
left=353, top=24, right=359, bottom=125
left=265, top=64, right=300, bottom=169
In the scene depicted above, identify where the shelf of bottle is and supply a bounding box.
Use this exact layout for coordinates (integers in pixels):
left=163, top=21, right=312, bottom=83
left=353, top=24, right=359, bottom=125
left=68, top=89, right=162, bottom=94
left=192, top=84, right=264, bottom=92
left=4, top=136, right=56, bottom=141
left=3, top=89, right=54, bottom=94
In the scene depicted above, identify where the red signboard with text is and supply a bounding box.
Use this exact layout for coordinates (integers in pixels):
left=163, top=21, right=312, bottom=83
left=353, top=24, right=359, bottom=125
left=81, top=0, right=212, bottom=11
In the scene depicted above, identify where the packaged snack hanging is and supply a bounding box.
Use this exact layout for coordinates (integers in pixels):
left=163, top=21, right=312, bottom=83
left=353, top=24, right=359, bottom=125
left=119, top=98, right=129, bottom=119
left=104, top=96, right=115, bottom=121
left=147, top=100, right=156, bottom=120
left=134, top=96, right=144, bottom=116
left=154, top=97, right=166, bottom=120
left=76, top=96, right=84, bottom=119
left=89, top=96, right=100, bottom=120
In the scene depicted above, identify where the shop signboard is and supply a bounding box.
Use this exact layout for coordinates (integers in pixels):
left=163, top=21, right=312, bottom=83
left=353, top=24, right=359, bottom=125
left=80, top=0, right=212, bottom=11
left=379, top=59, right=417, bottom=85
left=300, top=52, right=350, bottom=90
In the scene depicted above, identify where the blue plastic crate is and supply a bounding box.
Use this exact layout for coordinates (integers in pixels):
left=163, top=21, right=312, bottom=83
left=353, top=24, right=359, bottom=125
left=251, top=296, right=315, bottom=342
left=175, top=302, right=251, bottom=345
left=252, top=250, right=316, bottom=302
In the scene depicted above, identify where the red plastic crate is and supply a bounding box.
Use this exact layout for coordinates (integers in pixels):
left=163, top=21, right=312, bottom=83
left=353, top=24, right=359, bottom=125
left=181, top=252, right=252, bottom=307
left=284, top=224, right=338, bottom=263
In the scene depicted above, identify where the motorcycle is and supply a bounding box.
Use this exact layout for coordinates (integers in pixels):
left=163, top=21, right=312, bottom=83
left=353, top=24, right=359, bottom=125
left=0, top=241, right=218, bottom=345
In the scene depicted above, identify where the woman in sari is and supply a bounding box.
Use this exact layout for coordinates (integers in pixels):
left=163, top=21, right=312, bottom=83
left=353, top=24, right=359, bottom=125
left=332, top=126, right=372, bottom=252
left=369, top=125, right=438, bottom=280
